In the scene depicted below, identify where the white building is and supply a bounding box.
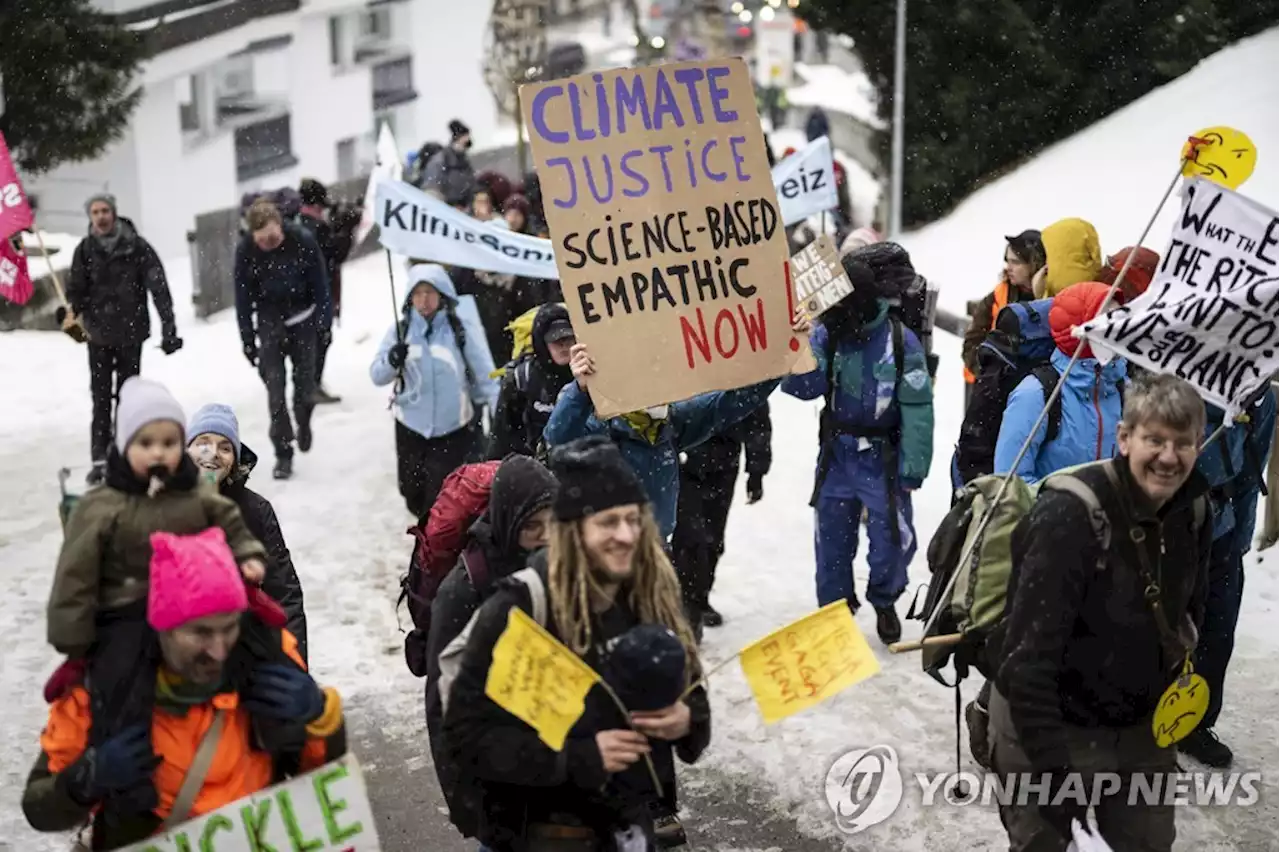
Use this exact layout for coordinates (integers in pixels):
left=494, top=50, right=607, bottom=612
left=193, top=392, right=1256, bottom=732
left=26, top=0, right=500, bottom=259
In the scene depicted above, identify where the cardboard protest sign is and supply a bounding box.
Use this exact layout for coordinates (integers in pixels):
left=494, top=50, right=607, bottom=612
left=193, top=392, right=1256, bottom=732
left=485, top=606, right=600, bottom=751
left=771, top=136, right=839, bottom=227
left=790, top=235, right=852, bottom=319
left=1182, top=126, right=1257, bottom=190
left=118, top=754, right=378, bottom=851
left=0, top=132, right=34, bottom=242
left=521, top=58, right=804, bottom=417
left=374, top=179, right=558, bottom=279
left=738, top=601, right=880, bottom=724
left=1079, top=178, right=1278, bottom=418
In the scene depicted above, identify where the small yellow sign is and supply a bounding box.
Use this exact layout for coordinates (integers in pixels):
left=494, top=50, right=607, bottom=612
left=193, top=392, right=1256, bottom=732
left=1182, top=126, right=1257, bottom=189
left=1152, top=658, right=1210, bottom=748
left=484, top=606, right=600, bottom=751
left=739, top=601, right=880, bottom=724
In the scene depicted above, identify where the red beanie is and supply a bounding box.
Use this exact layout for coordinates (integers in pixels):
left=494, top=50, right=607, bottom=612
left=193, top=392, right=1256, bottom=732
left=1050, top=281, right=1116, bottom=359
left=1098, top=246, right=1160, bottom=300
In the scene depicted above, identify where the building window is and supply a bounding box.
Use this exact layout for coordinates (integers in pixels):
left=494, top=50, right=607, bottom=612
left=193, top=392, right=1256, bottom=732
left=360, top=8, right=391, bottom=40
left=234, top=114, right=298, bottom=181
left=336, top=137, right=358, bottom=181
left=178, top=74, right=201, bottom=133
left=328, top=15, right=343, bottom=67
left=372, top=56, right=416, bottom=110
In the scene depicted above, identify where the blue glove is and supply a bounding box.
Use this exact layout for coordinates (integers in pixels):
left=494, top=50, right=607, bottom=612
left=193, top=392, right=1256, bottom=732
left=61, top=725, right=159, bottom=805
left=242, top=663, right=325, bottom=724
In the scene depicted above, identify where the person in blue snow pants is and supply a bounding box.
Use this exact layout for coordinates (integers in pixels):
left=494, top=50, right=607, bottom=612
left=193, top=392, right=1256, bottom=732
left=783, top=253, right=934, bottom=645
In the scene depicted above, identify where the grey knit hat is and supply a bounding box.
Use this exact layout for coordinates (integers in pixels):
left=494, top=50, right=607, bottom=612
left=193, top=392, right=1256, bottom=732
left=85, top=192, right=118, bottom=216
left=115, top=377, right=186, bottom=455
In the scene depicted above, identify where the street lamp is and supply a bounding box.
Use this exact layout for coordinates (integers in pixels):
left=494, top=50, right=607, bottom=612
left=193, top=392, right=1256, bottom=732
left=759, top=5, right=775, bottom=21
left=889, top=0, right=905, bottom=238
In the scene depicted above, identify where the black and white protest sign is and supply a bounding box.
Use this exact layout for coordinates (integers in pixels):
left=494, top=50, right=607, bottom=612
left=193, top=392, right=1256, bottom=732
left=1079, top=177, right=1278, bottom=417
left=374, top=178, right=559, bottom=279
left=791, top=234, right=853, bottom=319
left=771, top=136, right=839, bottom=227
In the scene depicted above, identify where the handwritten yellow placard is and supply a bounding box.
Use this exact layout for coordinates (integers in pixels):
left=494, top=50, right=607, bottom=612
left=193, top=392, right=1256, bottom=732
left=484, top=606, right=600, bottom=751
left=738, top=601, right=880, bottom=724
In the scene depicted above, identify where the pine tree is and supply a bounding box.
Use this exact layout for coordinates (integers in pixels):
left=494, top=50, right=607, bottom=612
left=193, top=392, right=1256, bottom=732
left=0, top=0, right=147, bottom=174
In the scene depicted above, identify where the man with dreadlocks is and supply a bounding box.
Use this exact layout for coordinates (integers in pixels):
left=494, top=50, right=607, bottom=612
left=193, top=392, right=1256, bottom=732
left=442, top=435, right=710, bottom=851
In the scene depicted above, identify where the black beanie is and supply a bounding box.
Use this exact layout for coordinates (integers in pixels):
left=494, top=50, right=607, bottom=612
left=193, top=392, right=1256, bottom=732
left=299, top=178, right=329, bottom=207
left=449, top=119, right=471, bottom=140
left=549, top=436, right=648, bottom=522
left=604, top=624, right=687, bottom=712
left=489, top=455, right=557, bottom=556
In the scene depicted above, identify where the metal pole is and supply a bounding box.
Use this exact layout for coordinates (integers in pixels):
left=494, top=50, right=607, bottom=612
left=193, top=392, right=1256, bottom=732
left=889, top=0, right=906, bottom=238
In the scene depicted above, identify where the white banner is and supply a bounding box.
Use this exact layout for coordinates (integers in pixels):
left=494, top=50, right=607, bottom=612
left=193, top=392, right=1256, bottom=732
left=374, top=178, right=558, bottom=279
left=119, top=754, right=380, bottom=851
left=1079, top=178, right=1278, bottom=418
left=771, top=136, right=839, bottom=228
left=374, top=138, right=838, bottom=277
left=354, top=121, right=405, bottom=247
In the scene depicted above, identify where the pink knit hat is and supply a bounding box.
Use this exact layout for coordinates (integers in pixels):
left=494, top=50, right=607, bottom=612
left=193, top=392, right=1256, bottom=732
left=148, top=528, right=248, bottom=632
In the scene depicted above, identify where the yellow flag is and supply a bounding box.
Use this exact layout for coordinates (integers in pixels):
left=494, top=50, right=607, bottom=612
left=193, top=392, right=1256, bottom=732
left=484, top=606, right=601, bottom=751
left=739, top=601, right=881, bottom=724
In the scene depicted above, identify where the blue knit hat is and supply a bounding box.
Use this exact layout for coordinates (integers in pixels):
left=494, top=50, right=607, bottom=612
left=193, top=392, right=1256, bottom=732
left=187, top=404, right=241, bottom=462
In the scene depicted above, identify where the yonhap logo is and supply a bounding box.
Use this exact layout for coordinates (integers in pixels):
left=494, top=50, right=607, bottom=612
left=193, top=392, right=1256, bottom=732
left=825, top=745, right=904, bottom=834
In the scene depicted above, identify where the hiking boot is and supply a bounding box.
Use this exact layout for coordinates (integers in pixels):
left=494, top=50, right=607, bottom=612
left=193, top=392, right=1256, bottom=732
left=874, top=605, right=902, bottom=644
left=701, top=605, right=724, bottom=628
left=297, top=422, right=313, bottom=453
left=85, top=460, right=106, bottom=486
left=1178, top=729, right=1233, bottom=768
left=312, top=386, right=342, bottom=405
left=653, top=812, right=688, bottom=848
left=273, top=456, right=293, bottom=480
left=965, top=699, right=993, bottom=770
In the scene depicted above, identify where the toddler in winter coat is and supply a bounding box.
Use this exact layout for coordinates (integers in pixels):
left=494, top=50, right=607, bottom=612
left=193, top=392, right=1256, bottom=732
left=45, top=376, right=269, bottom=819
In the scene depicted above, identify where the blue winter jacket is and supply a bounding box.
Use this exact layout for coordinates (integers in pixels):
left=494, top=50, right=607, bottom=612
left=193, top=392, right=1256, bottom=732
left=370, top=266, right=499, bottom=440
left=542, top=379, right=781, bottom=540
left=1196, top=389, right=1277, bottom=545
left=994, top=348, right=1127, bottom=485
left=781, top=301, right=935, bottom=492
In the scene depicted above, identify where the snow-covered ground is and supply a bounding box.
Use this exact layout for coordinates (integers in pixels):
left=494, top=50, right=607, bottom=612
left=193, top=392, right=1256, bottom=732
left=787, top=62, right=884, bottom=131
left=2, top=28, right=1277, bottom=852
left=903, top=27, right=1280, bottom=316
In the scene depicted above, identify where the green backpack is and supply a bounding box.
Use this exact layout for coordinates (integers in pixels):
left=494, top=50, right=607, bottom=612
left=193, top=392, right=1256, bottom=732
left=914, top=463, right=1113, bottom=685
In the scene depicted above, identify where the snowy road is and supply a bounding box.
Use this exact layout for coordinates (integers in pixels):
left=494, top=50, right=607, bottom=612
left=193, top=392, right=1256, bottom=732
left=1, top=248, right=1276, bottom=850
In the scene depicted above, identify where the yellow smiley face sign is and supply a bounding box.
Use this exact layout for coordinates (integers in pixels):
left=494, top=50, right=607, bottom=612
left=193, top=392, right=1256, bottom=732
left=1152, top=660, right=1210, bottom=748
left=1182, top=126, right=1257, bottom=189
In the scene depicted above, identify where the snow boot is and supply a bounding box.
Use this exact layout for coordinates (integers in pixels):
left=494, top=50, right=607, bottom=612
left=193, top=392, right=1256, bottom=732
left=874, top=605, right=901, bottom=644
left=297, top=421, right=313, bottom=453
left=273, top=456, right=293, bottom=481
left=653, top=811, right=688, bottom=848
left=1178, top=729, right=1233, bottom=768
left=701, top=605, right=723, bottom=628
left=312, top=386, right=342, bottom=405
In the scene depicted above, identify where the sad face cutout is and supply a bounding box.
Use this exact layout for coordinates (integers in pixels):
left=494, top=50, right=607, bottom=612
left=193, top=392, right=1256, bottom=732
left=1152, top=660, right=1210, bottom=748
left=1182, top=126, right=1257, bottom=189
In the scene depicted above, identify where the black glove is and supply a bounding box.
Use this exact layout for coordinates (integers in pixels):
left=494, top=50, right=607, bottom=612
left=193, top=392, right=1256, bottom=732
left=387, top=342, right=409, bottom=369
left=1037, top=773, right=1087, bottom=840
left=55, top=305, right=68, bottom=325
left=746, top=473, right=764, bottom=504
left=160, top=334, right=184, bottom=355
left=318, top=327, right=332, bottom=349
left=243, top=342, right=259, bottom=367
left=60, top=725, right=159, bottom=806
left=242, top=663, right=326, bottom=724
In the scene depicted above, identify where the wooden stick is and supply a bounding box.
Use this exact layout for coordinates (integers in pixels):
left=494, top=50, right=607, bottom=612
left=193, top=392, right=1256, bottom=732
left=679, top=652, right=741, bottom=701
left=888, top=632, right=964, bottom=654
left=31, top=224, right=68, bottom=306
left=595, top=678, right=663, bottom=798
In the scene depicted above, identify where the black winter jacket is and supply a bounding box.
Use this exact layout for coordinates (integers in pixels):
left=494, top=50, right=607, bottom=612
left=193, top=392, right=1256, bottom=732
left=233, top=224, right=331, bottom=348
left=220, top=443, right=309, bottom=662
left=489, top=303, right=575, bottom=460
left=680, top=401, right=772, bottom=481
left=994, top=457, right=1211, bottom=773
left=67, top=218, right=176, bottom=348
left=443, top=553, right=711, bottom=851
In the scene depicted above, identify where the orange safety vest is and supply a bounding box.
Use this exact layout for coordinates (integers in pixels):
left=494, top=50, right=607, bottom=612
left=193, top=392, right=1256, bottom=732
left=963, top=280, right=1013, bottom=384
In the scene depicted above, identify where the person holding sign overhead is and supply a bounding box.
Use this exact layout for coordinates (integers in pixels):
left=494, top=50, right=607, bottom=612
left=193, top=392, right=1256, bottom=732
left=443, top=436, right=709, bottom=852
left=782, top=255, right=935, bottom=645
left=23, top=528, right=346, bottom=850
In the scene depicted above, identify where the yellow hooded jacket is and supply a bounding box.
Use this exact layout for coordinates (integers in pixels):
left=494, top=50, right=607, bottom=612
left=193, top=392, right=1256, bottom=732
left=1041, top=218, right=1102, bottom=297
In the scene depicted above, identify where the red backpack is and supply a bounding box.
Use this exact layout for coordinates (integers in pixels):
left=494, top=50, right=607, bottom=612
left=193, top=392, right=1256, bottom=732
left=400, top=460, right=501, bottom=677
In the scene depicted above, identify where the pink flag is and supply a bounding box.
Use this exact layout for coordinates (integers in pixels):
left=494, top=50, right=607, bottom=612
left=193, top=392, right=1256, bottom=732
left=0, top=132, right=34, bottom=242
left=0, top=237, right=34, bottom=306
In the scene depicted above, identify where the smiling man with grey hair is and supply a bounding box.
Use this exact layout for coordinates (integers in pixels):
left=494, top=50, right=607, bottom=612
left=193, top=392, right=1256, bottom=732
left=989, top=372, right=1213, bottom=851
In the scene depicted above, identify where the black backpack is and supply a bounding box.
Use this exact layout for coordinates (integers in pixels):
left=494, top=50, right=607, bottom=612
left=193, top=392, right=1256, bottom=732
left=845, top=242, right=937, bottom=377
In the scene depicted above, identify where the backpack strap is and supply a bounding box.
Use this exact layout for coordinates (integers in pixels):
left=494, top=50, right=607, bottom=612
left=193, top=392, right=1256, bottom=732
left=162, top=709, right=229, bottom=829
left=444, top=303, right=478, bottom=391
left=1040, top=472, right=1111, bottom=568
left=1031, top=364, right=1064, bottom=444
left=509, top=567, right=548, bottom=628
left=513, top=357, right=533, bottom=394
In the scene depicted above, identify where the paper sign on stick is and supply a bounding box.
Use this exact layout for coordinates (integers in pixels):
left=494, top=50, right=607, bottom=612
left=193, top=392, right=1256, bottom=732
left=739, top=601, right=880, bottom=724
left=1078, top=178, right=1278, bottom=418
left=1182, top=126, right=1257, bottom=190
left=485, top=606, right=600, bottom=751
left=771, top=136, right=839, bottom=227
left=0, top=132, right=34, bottom=242
left=790, top=235, right=852, bottom=319
left=118, top=754, right=379, bottom=851
left=0, top=237, right=33, bottom=305
left=520, top=58, right=805, bottom=418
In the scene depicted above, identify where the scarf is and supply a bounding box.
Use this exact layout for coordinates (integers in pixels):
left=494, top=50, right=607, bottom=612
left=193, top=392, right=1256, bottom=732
left=93, top=222, right=122, bottom=255
left=155, top=667, right=226, bottom=716
left=622, top=411, right=664, bottom=444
